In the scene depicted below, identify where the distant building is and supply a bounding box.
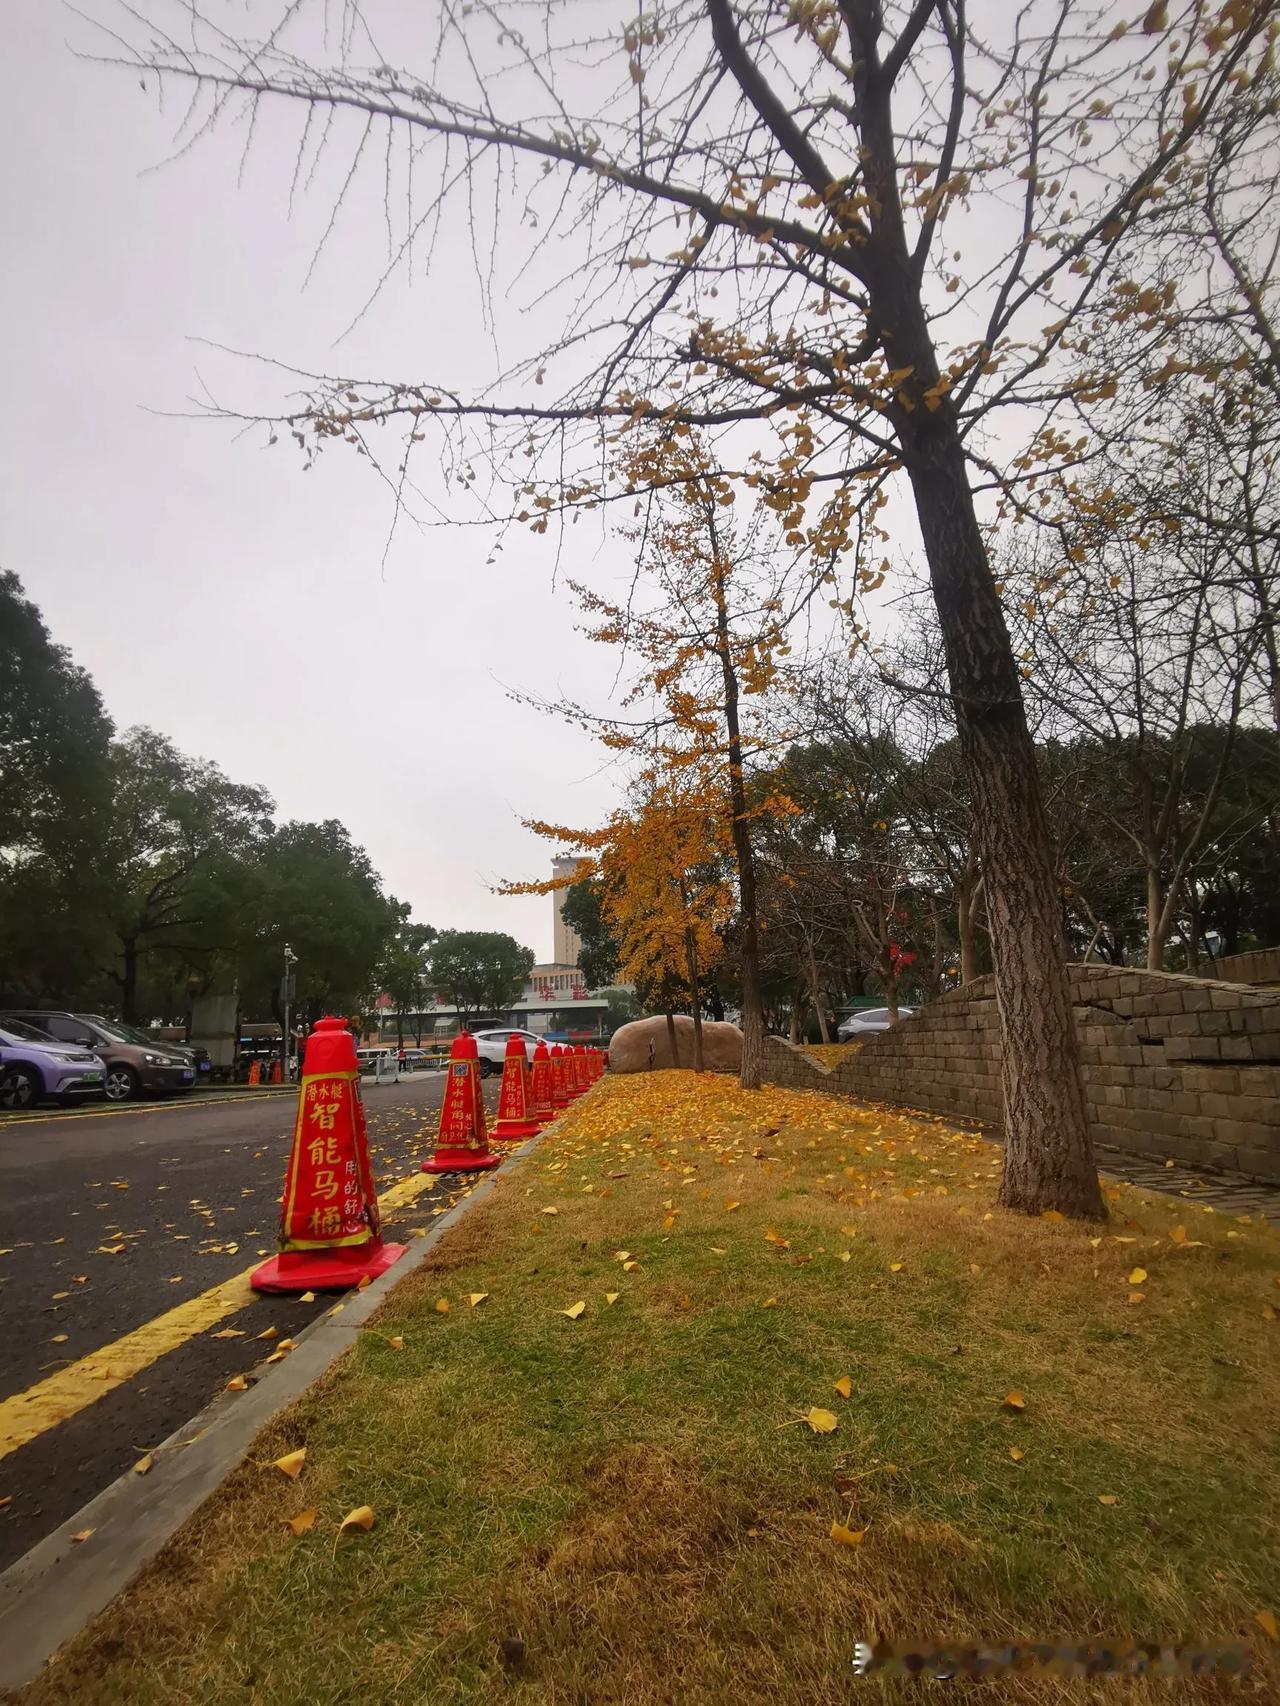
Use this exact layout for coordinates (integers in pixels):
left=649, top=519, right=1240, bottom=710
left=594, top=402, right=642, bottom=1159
left=552, top=853, right=582, bottom=968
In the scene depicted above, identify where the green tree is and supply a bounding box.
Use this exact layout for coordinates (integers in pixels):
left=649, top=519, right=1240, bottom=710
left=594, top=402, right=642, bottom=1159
left=429, top=930, right=535, bottom=1023
left=0, top=572, right=115, bottom=1000
left=377, top=919, right=438, bottom=1045
left=98, top=729, right=273, bottom=1021
left=235, top=819, right=401, bottom=1024
left=560, top=880, right=619, bottom=992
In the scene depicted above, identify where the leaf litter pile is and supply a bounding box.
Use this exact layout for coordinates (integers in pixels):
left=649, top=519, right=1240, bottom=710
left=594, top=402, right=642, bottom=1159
left=28, top=1071, right=1279, bottom=1704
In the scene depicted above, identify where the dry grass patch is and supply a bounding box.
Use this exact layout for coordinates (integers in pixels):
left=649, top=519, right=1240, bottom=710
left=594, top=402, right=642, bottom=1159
left=21, top=1072, right=1280, bottom=1704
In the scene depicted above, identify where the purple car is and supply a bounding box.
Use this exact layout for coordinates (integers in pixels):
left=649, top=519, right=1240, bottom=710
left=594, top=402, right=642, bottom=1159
left=0, top=1018, right=106, bottom=1110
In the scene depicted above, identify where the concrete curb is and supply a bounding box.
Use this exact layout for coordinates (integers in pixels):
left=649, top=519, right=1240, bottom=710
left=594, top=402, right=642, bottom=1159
left=0, top=1131, right=546, bottom=1693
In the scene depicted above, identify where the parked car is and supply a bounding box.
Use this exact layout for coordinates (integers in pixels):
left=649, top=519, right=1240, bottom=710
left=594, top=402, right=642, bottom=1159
left=2, top=1011, right=196, bottom=1103
left=836, top=1007, right=915, bottom=1041
left=471, top=1028, right=545, bottom=1077
left=0, top=1018, right=106, bottom=1110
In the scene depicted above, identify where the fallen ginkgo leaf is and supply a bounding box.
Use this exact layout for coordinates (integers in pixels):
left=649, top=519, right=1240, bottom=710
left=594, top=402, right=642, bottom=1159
left=357, top=1274, right=372, bottom=1291
left=1001, top=1391, right=1026, bottom=1411
left=830, top=1520, right=865, bottom=1546
left=804, top=1407, right=838, bottom=1434
left=834, top=1375, right=852, bottom=1400
left=133, top=1454, right=153, bottom=1476
left=71, top=1529, right=94, bottom=1544
left=257, top=1326, right=279, bottom=1342
left=763, top=1296, right=777, bottom=1308
left=273, top=1449, right=306, bottom=1479
left=468, top=1293, right=488, bottom=1307
left=285, top=1509, right=317, bottom=1536
left=225, top=1375, right=248, bottom=1392
left=298, top=1291, right=317, bottom=1303
left=888, top=1261, right=904, bottom=1273
left=211, top=1329, right=244, bottom=1341
left=339, top=1505, right=375, bottom=1533
left=1128, top=1267, right=1148, bottom=1285
left=435, top=1298, right=449, bottom=1314
left=562, top=1301, right=587, bottom=1319
left=1098, top=1493, right=1118, bottom=1506
left=1256, top=1609, right=1278, bottom=1641
left=605, top=1291, right=620, bottom=1305
left=385, top=1335, right=405, bottom=1350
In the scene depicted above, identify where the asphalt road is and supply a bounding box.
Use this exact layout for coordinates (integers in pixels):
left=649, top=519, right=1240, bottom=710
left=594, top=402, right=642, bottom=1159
left=0, top=1074, right=498, bottom=1572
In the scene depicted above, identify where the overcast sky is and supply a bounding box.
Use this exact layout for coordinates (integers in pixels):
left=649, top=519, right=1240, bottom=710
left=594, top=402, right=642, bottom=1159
left=1, top=1, right=634, bottom=963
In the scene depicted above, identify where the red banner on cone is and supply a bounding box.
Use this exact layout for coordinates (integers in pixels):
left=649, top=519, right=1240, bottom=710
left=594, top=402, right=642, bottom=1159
left=493, top=1034, right=541, bottom=1140
left=530, top=1040, right=555, bottom=1123
left=550, top=1044, right=572, bottom=1107
left=422, top=1033, right=501, bottom=1173
left=251, top=1017, right=405, bottom=1294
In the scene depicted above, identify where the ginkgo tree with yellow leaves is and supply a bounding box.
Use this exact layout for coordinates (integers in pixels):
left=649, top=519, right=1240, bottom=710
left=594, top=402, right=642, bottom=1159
left=106, top=0, right=1280, bottom=1214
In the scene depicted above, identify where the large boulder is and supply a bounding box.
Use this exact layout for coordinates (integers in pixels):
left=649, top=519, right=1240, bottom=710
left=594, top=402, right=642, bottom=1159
left=608, top=1014, right=742, bottom=1074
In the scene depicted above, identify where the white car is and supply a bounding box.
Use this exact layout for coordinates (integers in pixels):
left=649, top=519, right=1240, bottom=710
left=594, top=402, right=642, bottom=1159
left=836, top=1006, right=915, bottom=1041
left=471, top=1028, right=545, bottom=1077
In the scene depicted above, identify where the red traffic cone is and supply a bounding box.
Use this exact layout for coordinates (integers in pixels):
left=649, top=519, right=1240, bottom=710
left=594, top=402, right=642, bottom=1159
left=251, top=1017, right=406, bottom=1294
left=530, top=1040, right=556, bottom=1123
left=422, top=1033, right=500, bottom=1173
left=571, top=1044, right=590, bottom=1093
left=550, top=1044, right=572, bottom=1108
left=492, top=1034, right=542, bottom=1140
left=589, top=1047, right=602, bottom=1081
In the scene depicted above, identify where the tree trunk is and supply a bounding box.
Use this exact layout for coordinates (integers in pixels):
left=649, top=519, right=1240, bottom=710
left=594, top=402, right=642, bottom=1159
left=957, top=866, right=980, bottom=985
left=788, top=1005, right=801, bottom=1045
left=683, top=924, right=705, bottom=1071
left=120, top=937, right=139, bottom=1024
left=1146, top=863, right=1167, bottom=972
left=707, top=523, right=765, bottom=1090
left=664, top=1007, right=678, bottom=1067
left=806, top=937, right=831, bottom=1042
left=843, top=13, right=1102, bottom=1218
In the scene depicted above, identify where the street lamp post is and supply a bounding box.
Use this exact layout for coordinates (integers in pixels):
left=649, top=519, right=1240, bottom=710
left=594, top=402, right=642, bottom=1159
left=282, top=944, right=297, bottom=1081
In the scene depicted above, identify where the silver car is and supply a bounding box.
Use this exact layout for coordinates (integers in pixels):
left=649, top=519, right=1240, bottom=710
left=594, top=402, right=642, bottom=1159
left=836, top=1006, right=915, bottom=1041
left=470, top=1028, right=545, bottom=1078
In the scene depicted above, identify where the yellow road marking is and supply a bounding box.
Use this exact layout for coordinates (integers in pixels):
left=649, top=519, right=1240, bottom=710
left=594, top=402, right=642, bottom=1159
left=0, top=1168, right=445, bottom=1462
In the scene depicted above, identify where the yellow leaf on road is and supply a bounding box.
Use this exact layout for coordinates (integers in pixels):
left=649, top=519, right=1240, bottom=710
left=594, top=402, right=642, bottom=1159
left=804, top=1407, right=838, bottom=1434
left=285, top=1509, right=317, bottom=1536
left=834, top=1375, right=852, bottom=1399
left=257, top=1326, right=278, bottom=1342
left=133, top=1454, right=153, bottom=1476
left=71, top=1529, right=94, bottom=1544
left=211, top=1329, right=244, bottom=1341
left=50, top=1334, right=68, bottom=1345
left=225, top=1375, right=248, bottom=1392
left=830, top=1520, right=865, bottom=1546
left=1128, top=1267, right=1147, bottom=1285
left=273, top=1449, right=306, bottom=1480
left=340, top=1505, right=375, bottom=1533
left=357, top=1274, right=372, bottom=1291
left=298, top=1291, right=317, bottom=1303
left=562, top=1301, right=587, bottom=1319
left=96, top=1245, right=125, bottom=1256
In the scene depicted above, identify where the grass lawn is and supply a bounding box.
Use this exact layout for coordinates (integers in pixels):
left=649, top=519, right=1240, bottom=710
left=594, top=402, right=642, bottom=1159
left=27, top=1073, right=1280, bottom=1704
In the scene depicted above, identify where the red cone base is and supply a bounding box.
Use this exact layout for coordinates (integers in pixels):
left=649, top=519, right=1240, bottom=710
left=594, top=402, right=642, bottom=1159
left=492, top=1120, right=542, bottom=1140
left=250, top=1241, right=407, bottom=1294
left=421, top=1145, right=501, bottom=1174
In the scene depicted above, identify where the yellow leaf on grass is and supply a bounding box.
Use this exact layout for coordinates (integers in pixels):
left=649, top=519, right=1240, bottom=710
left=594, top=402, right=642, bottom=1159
left=469, top=1293, right=488, bottom=1308
left=764, top=1227, right=790, bottom=1249
left=273, top=1449, right=307, bottom=1479
left=726, top=1200, right=741, bottom=1212
left=709, top=1246, right=727, bottom=1255
left=1098, top=1493, right=1118, bottom=1506
left=435, top=1298, right=449, bottom=1314
left=1001, top=1391, right=1026, bottom=1411
left=837, top=1251, right=851, bottom=1262
left=1169, top=1225, right=1187, bottom=1245
left=830, top=1520, right=865, bottom=1546
left=1040, top=1209, right=1065, bottom=1222
left=622, top=1260, right=640, bottom=1272
left=541, top=1207, right=559, bottom=1216
left=888, top=1261, right=904, bottom=1273
left=1128, top=1291, right=1145, bottom=1305
left=1009, top=1447, right=1025, bottom=1462
left=1256, top=1609, right=1278, bottom=1641
left=385, top=1335, right=405, bottom=1350
left=562, top=1300, right=587, bottom=1319
left=339, top=1505, right=375, bottom=1533
left=1263, top=1303, right=1277, bottom=1322
left=614, top=1250, right=631, bottom=1261
left=225, top=1375, right=248, bottom=1392
left=605, top=1291, right=620, bottom=1305
left=285, top=1509, right=317, bottom=1536
left=133, top=1454, right=154, bottom=1476
left=834, top=1375, right=852, bottom=1399
left=804, top=1407, right=839, bottom=1434
left=1128, top=1267, right=1148, bottom=1285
